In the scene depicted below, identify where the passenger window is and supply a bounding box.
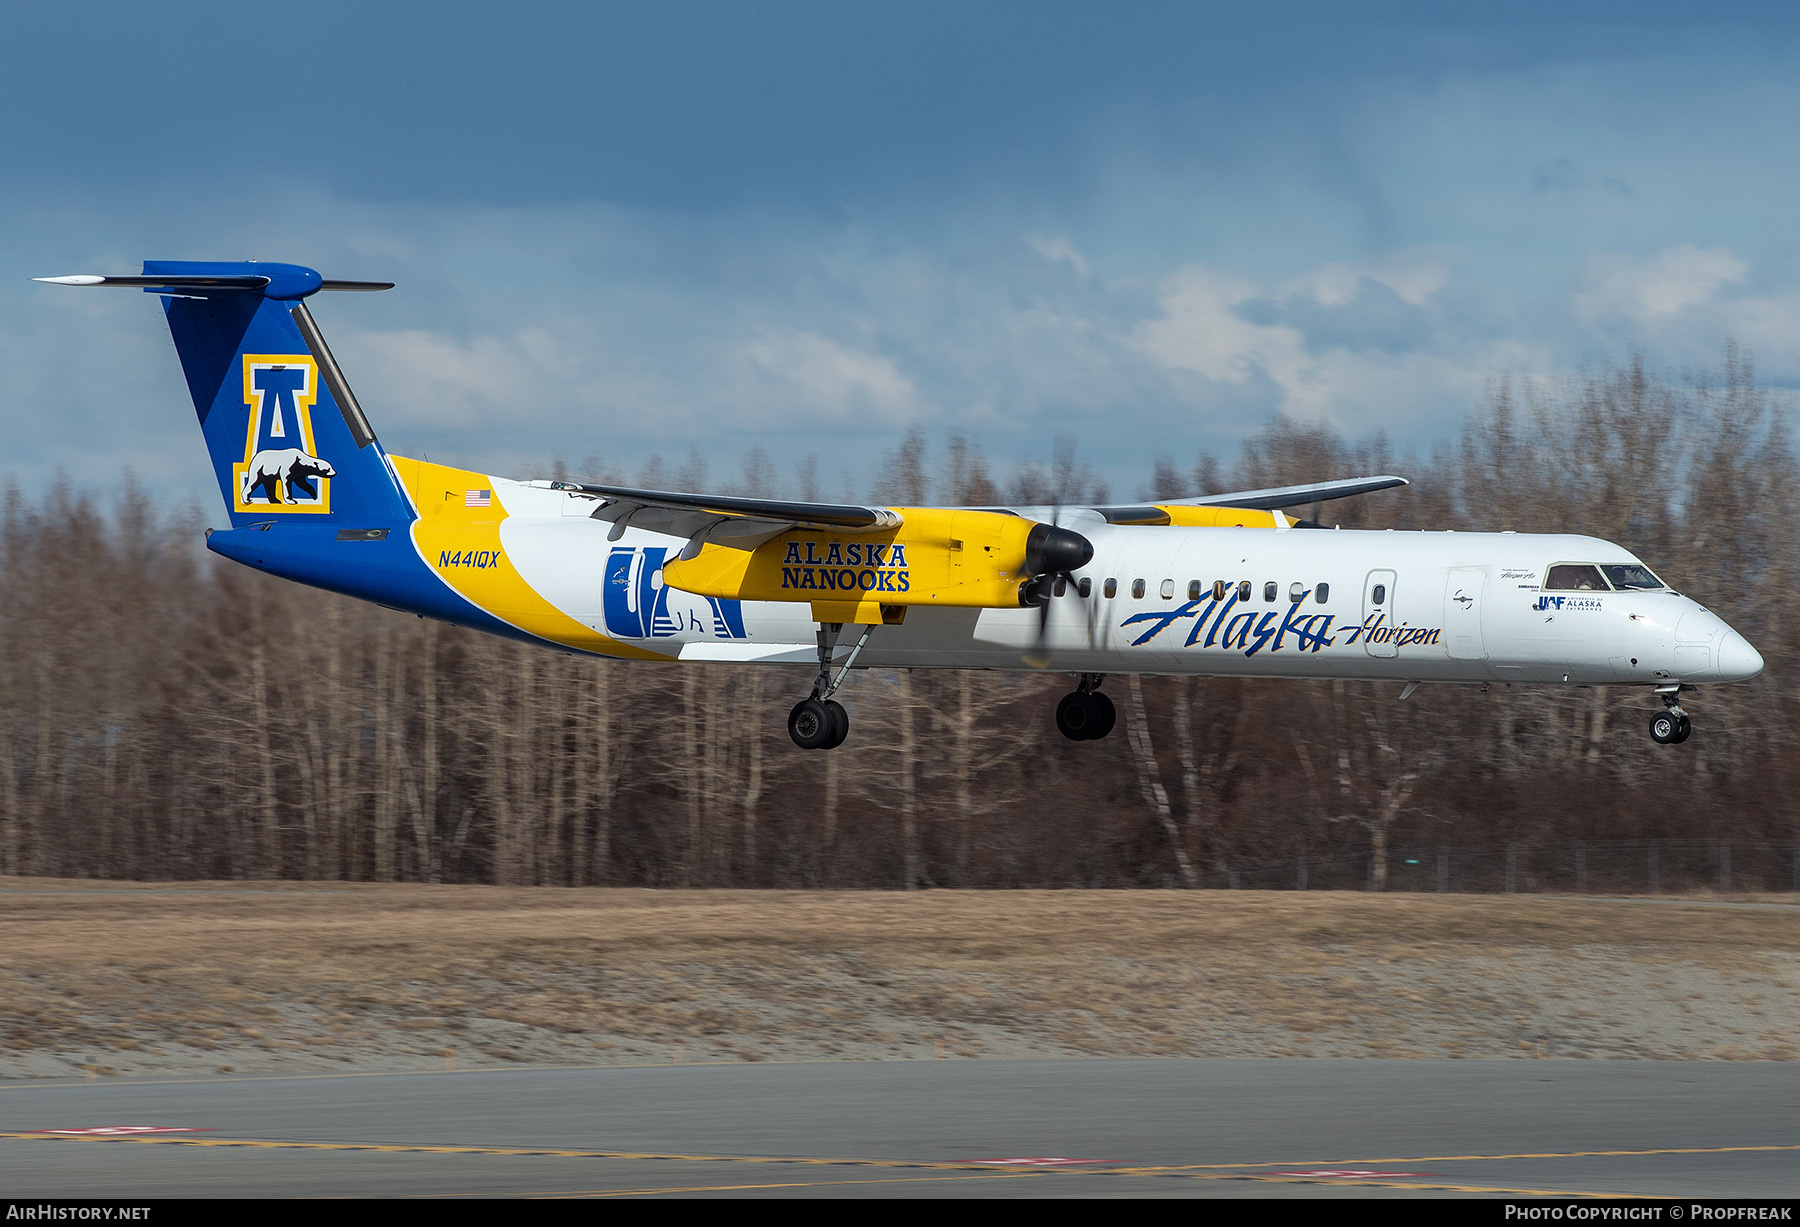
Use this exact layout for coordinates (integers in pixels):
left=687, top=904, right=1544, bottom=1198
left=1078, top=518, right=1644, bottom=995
left=1160, top=579, right=1175, bottom=600
left=1237, top=580, right=1251, bottom=602
left=1289, top=582, right=1305, bottom=602
left=1372, top=584, right=1387, bottom=604
left=1316, top=582, right=1330, bottom=604
left=1545, top=564, right=1610, bottom=592
left=1263, top=581, right=1277, bottom=602
left=1053, top=576, right=1067, bottom=598
left=1132, top=579, right=1147, bottom=599
left=1213, top=580, right=1227, bottom=601
left=1078, top=577, right=1092, bottom=598
left=1188, top=580, right=1202, bottom=600
left=1103, top=578, right=1117, bottom=599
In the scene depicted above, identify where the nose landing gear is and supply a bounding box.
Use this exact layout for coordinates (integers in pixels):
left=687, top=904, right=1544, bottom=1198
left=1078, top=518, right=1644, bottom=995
left=1650, top=687, right=1692, bottom=744
left=1055, top=673, right=1117, bottom=741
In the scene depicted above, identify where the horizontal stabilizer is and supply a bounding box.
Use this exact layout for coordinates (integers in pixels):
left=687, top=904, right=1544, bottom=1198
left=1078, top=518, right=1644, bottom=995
left=38, top=273, right=271, bottom=290
left=35, top=273, right=394, bottom=296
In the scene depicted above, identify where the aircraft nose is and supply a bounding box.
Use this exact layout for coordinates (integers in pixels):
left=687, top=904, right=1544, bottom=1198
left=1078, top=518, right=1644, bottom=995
left=1715, top=631, right=1765, bottom=682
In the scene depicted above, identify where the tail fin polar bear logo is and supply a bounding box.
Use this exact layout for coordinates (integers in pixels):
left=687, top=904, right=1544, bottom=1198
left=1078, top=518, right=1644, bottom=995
left=241, top=447, right=337, bottom=505
left=233, top=355, right=334, bottom=512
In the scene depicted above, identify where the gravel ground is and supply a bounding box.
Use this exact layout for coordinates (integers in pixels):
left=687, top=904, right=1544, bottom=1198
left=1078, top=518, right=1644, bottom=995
left=2, top=880, right=1796, bottom=1080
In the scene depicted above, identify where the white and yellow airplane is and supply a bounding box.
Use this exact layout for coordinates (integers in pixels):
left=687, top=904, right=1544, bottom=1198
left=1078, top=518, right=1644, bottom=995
left=39, top=262, right=1764, bottom=749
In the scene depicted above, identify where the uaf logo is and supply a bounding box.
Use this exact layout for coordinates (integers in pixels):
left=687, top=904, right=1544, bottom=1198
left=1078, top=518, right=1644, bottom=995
left=605, top=546, right=747, bottom=641
left=234, top=355, right=335, bottom=513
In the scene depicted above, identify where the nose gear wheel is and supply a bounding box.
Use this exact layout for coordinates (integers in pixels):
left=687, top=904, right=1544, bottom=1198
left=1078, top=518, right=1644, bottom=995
left=1651, top=687, right=1693, bottom=744
left=1650, top=711, right=1692, bottom=744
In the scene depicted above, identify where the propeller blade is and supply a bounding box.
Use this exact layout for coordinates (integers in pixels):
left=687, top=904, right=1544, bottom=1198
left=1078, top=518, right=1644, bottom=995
left=1019, top=514, right=1092, bottom=669
left=1021, top=569, right=1082, bottom=668
left=1023, top=589, right=1054, bottom=669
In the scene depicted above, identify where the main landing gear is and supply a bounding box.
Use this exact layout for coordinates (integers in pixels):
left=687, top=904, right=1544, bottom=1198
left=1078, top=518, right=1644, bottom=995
left=1650, top=686, right=1693, bottom=745
left=1055, top=673, right=1117, bottom=741
left=788, top=621, right=875, bottom=750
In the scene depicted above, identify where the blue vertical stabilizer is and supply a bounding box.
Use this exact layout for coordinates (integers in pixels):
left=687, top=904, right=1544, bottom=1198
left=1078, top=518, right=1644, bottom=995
left=142, top=260, right=415, bottom=528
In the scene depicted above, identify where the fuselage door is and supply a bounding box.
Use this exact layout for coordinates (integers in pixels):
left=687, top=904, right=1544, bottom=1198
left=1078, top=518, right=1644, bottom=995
left=1444, top=566, right=1488, bottom=660
left=1363, top=568, right=1398, bottom=658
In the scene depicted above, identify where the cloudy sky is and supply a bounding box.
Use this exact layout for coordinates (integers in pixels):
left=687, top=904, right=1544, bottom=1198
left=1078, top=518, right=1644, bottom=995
left=5, top=2, right=1798, bottom=508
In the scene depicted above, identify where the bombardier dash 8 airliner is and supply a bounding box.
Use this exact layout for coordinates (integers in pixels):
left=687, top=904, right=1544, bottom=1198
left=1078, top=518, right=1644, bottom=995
left=39, top=262, right=1764, bottom=750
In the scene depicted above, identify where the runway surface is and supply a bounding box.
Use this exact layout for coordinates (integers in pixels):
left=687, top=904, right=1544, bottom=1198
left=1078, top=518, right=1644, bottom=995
left=3, top=1059, right=1797, bottom=1198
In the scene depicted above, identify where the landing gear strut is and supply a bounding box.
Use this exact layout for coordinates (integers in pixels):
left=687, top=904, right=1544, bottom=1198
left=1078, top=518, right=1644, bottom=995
left=1055, top=673, right=1116, bottom=741
left=1650, top=686, right=1692, bottom=745
left=788, top=621, right=874, bottom=750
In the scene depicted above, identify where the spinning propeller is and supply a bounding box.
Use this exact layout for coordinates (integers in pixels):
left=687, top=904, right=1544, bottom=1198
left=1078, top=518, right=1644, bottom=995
left=1018, top=518, right=1094, bottom=667
left=1018, top=438, right=1096, bottom=666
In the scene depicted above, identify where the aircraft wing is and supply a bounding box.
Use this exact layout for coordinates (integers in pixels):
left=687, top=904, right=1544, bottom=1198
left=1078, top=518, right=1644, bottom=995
left=549, top=473, right=1405, bottom=547
left=550, top=482, right=903, bottom=550
left=1153, top=474, right=1409, bottom=511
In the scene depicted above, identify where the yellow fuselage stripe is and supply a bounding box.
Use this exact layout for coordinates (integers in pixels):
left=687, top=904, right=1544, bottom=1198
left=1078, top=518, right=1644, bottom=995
left=389, top=455, right=671, bottom=661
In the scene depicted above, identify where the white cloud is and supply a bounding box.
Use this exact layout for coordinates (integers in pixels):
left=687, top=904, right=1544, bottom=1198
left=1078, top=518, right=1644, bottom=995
left=1274, top=346, right=1518, bottom=439
left=349, top=327, right=574, bottom=431
left=1027, top=234, right=1089, bottom=278
left=1287, top=248, right=1454, bottom=308
left=1133, top=257, right=1547, bottom=440
left=1708, top=293, right=1800, bottom=357
left=1135, top=265, right=1306, bottom=385
left=338, top=315, right=922, bottom=466
left=732, top=330, right=919, bottom=426
left=1573, top=244, right=1748, bottom=325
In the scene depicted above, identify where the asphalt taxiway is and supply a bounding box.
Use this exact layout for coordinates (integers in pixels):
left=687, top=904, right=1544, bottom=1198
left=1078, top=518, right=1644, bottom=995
left=4, top=1059, right=1797, bottom=1198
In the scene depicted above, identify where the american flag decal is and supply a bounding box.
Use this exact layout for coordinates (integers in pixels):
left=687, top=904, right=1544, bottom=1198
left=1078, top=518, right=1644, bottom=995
left=465, top=489, right=492, bottom=508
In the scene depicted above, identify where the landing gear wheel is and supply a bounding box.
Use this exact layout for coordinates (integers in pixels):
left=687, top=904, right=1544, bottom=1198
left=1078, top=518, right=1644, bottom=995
left=1088, top=691, right=1116, bottom=740
left=822, top=699, right=850, bottom=749
left=1056, top=691, right=1102, bottom=741
left=789, top=698, right=834, bottom=749
left=1673, top=713, right=1692, bottom=743
left=1650, top=712, right=1679, bottom=744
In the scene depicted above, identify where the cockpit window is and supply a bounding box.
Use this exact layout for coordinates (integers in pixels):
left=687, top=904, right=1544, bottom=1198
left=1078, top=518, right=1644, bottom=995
left=1602, top=564, right=1666, bottom=591
left=1544, top=564, right=1610, bottom=591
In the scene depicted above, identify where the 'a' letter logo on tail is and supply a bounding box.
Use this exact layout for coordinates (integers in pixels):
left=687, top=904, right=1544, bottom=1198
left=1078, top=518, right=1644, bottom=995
left=234, top=355, right=334, bottom=513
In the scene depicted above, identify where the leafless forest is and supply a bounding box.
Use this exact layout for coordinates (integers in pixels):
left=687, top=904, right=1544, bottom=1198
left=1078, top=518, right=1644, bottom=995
left=2, top=349, right=1793, bottom=890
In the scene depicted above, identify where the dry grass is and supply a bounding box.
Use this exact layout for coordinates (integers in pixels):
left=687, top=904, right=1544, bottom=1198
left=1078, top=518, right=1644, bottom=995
left=3, top=879, right=1798, bottom=1077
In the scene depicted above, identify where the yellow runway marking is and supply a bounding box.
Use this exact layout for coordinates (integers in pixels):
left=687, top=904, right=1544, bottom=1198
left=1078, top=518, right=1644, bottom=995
left=1196, top=1174, right=1652, bottom=1197
left=1055, top=1142, right=1800, bottom=1179
left=5, top=1130, right=1787, bottom=1198
left=1, top=1133, right=1019, bottom=1168
left=538, top=1172, right=1056, bottom=1197
left=1256, top=1143, right=1800, bottom=1165
left=499, top=1173, right=1647, bottom=1199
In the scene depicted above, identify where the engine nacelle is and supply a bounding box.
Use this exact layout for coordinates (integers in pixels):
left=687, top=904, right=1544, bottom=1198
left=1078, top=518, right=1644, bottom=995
left=661, top=508, right=1078, bottom=623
